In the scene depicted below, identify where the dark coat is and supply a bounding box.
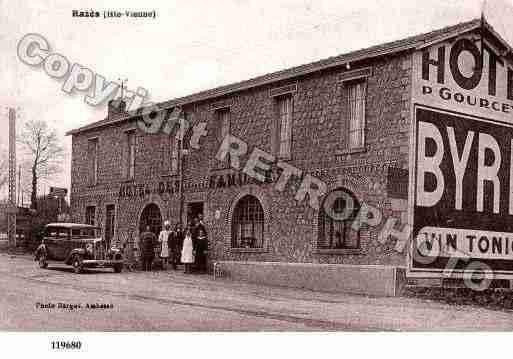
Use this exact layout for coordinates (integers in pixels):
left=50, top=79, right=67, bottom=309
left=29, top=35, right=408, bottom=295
left=140, top=231, right=157, bottom=257
left=195, top=233, right=208, bottom=253
left=174, top=230, right=184, bottom=249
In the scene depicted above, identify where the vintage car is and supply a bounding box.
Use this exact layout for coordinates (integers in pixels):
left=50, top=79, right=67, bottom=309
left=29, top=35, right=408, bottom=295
left=34, top=223, right=124, bottom=274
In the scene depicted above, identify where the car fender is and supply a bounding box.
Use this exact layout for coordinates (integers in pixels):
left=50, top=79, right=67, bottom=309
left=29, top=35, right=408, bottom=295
left=108, top=247, right=123, bottom=260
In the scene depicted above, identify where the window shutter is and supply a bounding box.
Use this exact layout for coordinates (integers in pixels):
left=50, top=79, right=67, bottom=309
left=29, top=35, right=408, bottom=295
left=121, top=133, right=128, bottom=179
left=214, top=109, right=231, bottom=169
left=225, top=111, right=231, bottom=140
left=171, top=136, right=178, bottom=174
left=272, top=102, right=281, bottom=156
left=361, top=82, right=367, bottom=146
left=132, top=132, right=137, bottom=178
left=87, top=139, right=97, bottom=185
left=282, top=97, right=293, bottom=159
left=217, top=111, right=223, bottom=142
left=345, top=80, right=366, bottom=150
left=161, top=135, right=170, bottom=174
left=274, top=96, right=293, bottom=159
left=87, top=141, right=92, bottom=185
left=341, top=84, right=349, bottom=149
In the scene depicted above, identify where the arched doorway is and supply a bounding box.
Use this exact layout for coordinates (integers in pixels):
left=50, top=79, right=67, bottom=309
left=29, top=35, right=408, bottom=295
left=231, top=195, right=264, bottom=249
left=139, top=203, right=162, bottom=236
left=318, top=188, right=361, bottom=250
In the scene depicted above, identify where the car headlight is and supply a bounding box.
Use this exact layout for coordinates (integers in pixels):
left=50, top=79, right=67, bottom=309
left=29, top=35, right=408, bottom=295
left=86, top=243, right=93, bottom=254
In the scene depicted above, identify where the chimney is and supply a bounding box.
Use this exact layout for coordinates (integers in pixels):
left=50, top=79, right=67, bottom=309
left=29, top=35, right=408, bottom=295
left=108, top=98, right=127, bottom=119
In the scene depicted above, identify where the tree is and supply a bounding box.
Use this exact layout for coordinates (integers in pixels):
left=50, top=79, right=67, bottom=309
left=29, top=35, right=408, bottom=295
left=17, top=120, right=64, bottom=209
left=33, top=194, right=70, bottom=223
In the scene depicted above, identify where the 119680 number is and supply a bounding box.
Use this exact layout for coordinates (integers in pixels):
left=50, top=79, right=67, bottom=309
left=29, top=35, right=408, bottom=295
left=51, top=341, right=82, bottom=350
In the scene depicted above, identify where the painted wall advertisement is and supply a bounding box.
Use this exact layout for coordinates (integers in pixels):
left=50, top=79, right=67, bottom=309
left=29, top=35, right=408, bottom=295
left=410, top=32, right=513, bottom=278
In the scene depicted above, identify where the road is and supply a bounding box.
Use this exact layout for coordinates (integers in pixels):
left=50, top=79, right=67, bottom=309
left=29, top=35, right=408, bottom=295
left=1, top=253, right=513, bottom=331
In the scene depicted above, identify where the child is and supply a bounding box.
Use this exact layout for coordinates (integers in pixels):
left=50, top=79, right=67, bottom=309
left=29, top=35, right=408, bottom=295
left=181, top=228, right=194, bottom=273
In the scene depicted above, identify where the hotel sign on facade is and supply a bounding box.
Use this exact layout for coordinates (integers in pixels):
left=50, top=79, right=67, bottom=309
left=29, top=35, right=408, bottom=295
left=118, top=172, right=269, bottom=198
left=409, top=32, right=513, bottom=278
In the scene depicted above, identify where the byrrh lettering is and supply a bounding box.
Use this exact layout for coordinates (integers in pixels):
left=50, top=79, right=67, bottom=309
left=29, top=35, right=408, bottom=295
left=416, top=121, right=511, bottom=214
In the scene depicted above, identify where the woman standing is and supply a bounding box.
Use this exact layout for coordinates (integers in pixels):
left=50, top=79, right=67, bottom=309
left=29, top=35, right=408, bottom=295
left=181, top=228, right=194, bottom=273
left=158, top=221, right=171, bottom=270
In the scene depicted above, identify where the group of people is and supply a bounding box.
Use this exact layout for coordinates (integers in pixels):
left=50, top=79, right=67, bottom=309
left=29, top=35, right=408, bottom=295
left=139, top=215, right=208, bottom=274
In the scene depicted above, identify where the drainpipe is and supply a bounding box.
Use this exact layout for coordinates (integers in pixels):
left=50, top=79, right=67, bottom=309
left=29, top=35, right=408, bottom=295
left=178, top=131, right=183, bottom=227
left=178, top=113, right=186, bottom=228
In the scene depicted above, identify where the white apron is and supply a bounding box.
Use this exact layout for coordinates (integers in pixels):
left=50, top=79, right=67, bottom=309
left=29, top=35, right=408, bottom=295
left=181, top=235, right=194, bottom=263
left=158, top=230, right=170, bottom=258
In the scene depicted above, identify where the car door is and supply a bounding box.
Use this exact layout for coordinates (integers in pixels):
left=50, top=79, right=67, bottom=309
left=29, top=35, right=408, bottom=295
left=43, top=226, right=60, bottom=260
left=64, top=229, right=79, bottom=260
left=53, top=227, right=70, bottom=260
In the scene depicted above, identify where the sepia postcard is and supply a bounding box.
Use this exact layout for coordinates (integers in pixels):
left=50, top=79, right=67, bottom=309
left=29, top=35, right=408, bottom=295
left=1, top=0, right=513, bottom=357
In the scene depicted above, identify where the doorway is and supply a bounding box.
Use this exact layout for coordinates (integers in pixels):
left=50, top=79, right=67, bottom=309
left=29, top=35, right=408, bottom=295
left=186, top=202, right=204, bottom=227
left=139, top=203, right=162, bottom=236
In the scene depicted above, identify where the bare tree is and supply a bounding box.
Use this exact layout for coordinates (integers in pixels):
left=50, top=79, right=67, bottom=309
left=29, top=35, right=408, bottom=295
left=17, top=120, right=64, bottom=209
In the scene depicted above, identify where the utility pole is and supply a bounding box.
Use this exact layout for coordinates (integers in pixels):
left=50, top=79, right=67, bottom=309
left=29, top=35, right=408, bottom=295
left=178, top=112, right=184, bottom=227
left=17, top=165, right=21, bottom=206
left=7, top=108, right=17, bottom=247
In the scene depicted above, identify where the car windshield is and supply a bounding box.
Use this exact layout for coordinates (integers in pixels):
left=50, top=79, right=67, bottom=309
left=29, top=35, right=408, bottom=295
left=71, top=228, right=98, bottom=238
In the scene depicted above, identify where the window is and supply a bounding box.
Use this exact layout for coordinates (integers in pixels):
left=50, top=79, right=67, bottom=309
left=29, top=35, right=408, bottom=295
left=232, top=195, right=264, bottom=249
left=318, top=188, right=361, bottom=250
left=126, top=131, right=136, bottom=179
left=170, top=135, right=179, bottom=174
left=346, top=81, right=366, bottom=149
left=88, top=138, right=98, bottom=185
left=85, top=206, right=96, bottom=226
left=45, top=226, right=69, bottom=239
left=216, top=108, right=231, bottom=167
left=161, top=132, right=179, bottom=175
left=218, top=108, right=230, bottom=141
left=276, top=95, right=293, bottom=158
left=72, top=228, right=98, bottom=238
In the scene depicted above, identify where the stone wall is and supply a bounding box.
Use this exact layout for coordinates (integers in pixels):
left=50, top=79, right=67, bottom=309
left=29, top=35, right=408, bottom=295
left=70, top=51, right=412, bottom=267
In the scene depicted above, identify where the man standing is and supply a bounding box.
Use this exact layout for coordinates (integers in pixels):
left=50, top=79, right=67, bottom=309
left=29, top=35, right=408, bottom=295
left=140, top=225, right=157, bottom=271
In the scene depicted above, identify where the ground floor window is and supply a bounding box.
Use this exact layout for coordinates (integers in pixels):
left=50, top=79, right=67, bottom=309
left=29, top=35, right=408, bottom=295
left=232, top=195, right=264, bottom=248
left=85, top=206, right=96, bottom=226
left=318, top=188, right=360, bottom=250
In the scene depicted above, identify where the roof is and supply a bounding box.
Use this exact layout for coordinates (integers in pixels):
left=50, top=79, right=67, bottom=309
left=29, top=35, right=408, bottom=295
left=45, top=223, right=100, bottom=229
left=67, top=17, right=509, bottom=136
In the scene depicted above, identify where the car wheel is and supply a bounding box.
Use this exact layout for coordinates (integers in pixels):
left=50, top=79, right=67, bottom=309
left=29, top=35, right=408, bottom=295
left=38, top=255, right=48, bottom=269
left=113, top=264, right=123, bottom=273
left=72, top=256, right=83, bottom=274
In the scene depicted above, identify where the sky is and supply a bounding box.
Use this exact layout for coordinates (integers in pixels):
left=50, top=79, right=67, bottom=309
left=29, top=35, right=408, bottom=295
left=1, top=0, right=513, bottom=200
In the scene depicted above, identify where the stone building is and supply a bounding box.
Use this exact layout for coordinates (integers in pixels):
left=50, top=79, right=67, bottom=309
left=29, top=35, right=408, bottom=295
left=67, top=18, right=513, bottom=294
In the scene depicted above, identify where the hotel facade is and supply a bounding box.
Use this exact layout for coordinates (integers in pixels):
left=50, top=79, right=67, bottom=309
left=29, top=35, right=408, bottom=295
left=67, top=19, right=513, bottom=294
